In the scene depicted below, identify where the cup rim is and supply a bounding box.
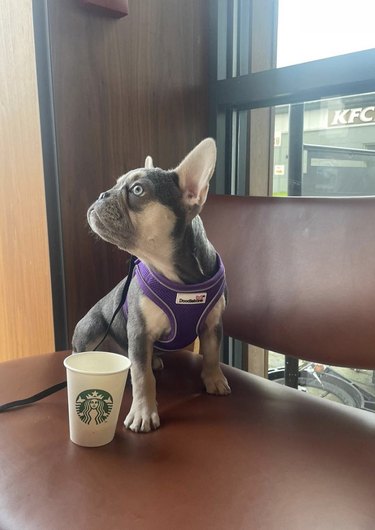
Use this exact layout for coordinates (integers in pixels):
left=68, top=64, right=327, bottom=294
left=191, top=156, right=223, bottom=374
left=64, top=351, right=131, bottom=375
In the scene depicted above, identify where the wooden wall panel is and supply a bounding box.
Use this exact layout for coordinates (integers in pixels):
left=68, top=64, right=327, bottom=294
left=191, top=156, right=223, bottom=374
left=46, top=0, right=209, bottom=341
left=0, top=0, right=55, bottom=360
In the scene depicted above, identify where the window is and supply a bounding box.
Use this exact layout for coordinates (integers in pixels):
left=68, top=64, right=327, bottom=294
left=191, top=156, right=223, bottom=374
left=272, top=93, right=375, bottom=197
left=277, top=0, right=375, bottom=68
left=210, top=0, right=375, bottom=411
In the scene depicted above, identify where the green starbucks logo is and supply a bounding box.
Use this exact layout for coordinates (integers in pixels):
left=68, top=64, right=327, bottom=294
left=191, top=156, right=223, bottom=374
left=75, top=389, right=113, bottom=425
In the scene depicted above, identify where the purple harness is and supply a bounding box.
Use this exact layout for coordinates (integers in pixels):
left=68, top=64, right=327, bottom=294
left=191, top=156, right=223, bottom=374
left=123, top=255, right=226, bottom=351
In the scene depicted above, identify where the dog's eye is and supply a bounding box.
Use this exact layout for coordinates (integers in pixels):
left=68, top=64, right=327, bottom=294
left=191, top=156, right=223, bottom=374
left=131, top=184, right=144, bottom=197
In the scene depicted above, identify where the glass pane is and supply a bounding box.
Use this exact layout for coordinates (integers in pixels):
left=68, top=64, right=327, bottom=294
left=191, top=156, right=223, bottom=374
left=267, top=92, right=375, bottom=412
left=272, top=92, right=375, bottom=197
left=268, top=352, right=375, bottom=413
left=277, top=0, right=375, bottom=68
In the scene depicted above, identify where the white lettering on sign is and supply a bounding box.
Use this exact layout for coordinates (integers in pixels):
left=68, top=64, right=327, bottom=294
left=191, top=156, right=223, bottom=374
left=361, top=107, right=375, bottom=122
left=331, top=109, right=350, bottom=125
left=329, top=106, right=375, bottom=126
left=347, top=108, right=362, bottom=124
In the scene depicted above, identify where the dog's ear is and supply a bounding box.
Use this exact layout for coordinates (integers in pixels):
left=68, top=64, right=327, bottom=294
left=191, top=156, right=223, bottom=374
left=145, top=155, right=154, bottom=169
left=174, top=138, right=216, bottom=210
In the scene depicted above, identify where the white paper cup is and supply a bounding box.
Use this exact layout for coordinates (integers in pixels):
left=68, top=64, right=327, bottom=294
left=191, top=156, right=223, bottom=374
left=64, top=352, right=131, bottom=447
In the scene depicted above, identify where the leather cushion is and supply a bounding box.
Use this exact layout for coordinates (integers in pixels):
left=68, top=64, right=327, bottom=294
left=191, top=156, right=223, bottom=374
left=0, top=351, right=374, bottom=530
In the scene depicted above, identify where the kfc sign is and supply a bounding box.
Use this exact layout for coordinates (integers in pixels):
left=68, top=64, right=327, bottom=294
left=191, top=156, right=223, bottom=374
left=329, top=106, right=375, bottom=127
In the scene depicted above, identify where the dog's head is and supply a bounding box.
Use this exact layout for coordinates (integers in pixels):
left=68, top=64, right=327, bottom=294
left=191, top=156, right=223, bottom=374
left=87, top=138, right=216, bottom=257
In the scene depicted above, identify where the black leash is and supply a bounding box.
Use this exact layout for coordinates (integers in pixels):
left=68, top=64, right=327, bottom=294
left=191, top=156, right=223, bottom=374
left=0, top=256, right=137, bottom=413
left=91, top=255, right=137, bottom=352
left=0, top=382, right=68, bottom=413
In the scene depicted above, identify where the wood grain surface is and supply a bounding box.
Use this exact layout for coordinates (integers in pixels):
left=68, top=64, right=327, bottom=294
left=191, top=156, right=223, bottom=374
left=0, top=0, right=55, bottom=360
left=47, top=0, right=209, bottom=340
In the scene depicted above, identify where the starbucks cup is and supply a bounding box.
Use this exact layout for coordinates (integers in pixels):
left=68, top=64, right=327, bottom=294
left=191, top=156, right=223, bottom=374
left=64, top=352, right=131, bottom=447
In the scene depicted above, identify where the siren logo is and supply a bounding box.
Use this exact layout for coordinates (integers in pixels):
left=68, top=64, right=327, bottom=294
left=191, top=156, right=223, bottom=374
left=75, top=389, right=113, bottom=425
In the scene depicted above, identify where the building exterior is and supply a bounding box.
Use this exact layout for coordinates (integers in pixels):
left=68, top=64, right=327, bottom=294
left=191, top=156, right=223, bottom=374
left=273, top=92, right=375, bottom=196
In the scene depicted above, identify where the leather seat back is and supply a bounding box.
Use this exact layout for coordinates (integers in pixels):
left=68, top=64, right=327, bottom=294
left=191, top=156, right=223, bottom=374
left=202, top=195, right=375, bottom=368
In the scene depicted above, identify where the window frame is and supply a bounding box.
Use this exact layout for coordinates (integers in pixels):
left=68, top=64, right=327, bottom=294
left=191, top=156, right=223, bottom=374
left=209, top=0, right=375, bottom=373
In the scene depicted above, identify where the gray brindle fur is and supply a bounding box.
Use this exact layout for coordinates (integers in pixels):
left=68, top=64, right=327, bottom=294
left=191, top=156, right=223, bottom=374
left=72, top=139, right=231, bottom=432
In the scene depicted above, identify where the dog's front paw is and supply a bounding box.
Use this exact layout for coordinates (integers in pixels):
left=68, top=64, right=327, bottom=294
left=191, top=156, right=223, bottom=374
left=202, top=369, right=231, bottom=396
left=124, top=403, right=160, bottom=433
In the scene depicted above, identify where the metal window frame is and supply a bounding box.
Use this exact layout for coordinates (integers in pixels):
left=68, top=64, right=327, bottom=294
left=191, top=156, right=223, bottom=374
left=209, top=0, right=375, bottom=372
left=215, top=48, right=375, bottom=111
left=33, top=0, right=69, bottom=351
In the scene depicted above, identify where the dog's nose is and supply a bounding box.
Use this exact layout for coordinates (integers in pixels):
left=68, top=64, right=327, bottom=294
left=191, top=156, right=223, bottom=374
left=98, top=191, right=110, bottom=200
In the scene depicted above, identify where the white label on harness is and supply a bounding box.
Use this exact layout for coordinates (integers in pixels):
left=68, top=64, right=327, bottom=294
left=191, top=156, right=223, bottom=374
left=176, top=292, right=207, bottom=304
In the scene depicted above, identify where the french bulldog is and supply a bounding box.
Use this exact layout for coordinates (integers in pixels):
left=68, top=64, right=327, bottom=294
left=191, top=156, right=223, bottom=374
left=72, top=138, right=231, bottom=432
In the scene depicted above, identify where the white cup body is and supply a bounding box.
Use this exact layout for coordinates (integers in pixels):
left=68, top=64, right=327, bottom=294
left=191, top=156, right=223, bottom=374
left=64, top=352, right=131, bottom=447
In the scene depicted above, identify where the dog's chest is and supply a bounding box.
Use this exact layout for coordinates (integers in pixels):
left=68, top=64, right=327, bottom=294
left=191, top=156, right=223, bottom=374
left=125, top=257, right=226, bottom=351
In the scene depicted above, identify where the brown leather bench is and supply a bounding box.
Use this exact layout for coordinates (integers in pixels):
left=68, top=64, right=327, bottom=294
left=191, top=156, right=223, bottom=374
left=1, top=194, right=375, bottom=529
